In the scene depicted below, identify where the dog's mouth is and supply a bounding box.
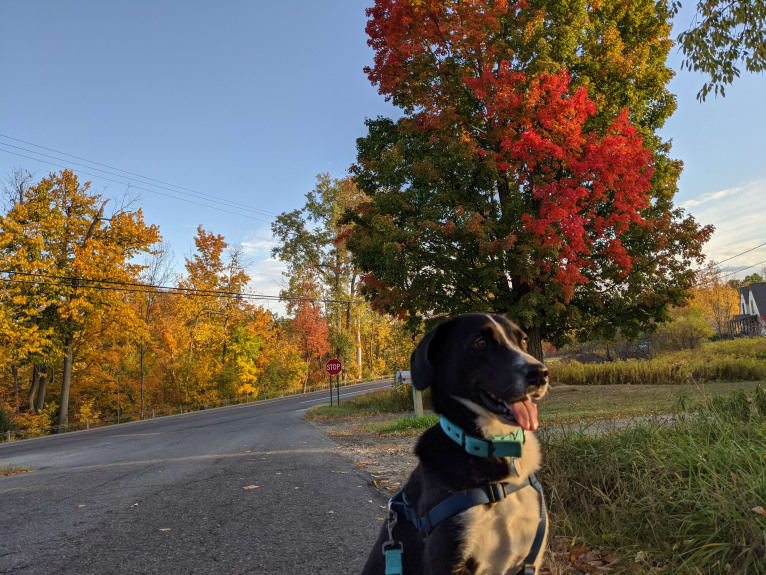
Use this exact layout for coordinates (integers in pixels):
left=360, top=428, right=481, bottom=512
left=479, top=389, right=540, bottom=431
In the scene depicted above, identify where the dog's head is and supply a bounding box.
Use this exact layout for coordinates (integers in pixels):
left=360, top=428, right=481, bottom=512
left=410, top=313, right=548, bottom=433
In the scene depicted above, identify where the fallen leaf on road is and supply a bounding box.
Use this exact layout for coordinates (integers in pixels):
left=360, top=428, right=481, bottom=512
left=368, top=500, right=373, bottom=504
left=327, top=510, right=335, bottom=514
left=752, top=506, right=766, bottom=517
left=131, top=503, right=139, bottom=507
left=376, top=517, right=385, bottom=521
left=373, top=480, right=379, bottom=489
left=242, top=485, right=260, bottom=490
left=159, top=528, right=171, bottom=532
left=77, top=504, right=86, bottom=508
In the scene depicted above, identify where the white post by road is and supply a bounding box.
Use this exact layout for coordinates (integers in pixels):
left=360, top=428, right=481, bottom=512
left=413, top=388, right=423, bottom=417
left=396, top=370, right=422, bottom=417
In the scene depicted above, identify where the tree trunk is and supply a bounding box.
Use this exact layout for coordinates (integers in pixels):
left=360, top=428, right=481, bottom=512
left=140, top=344, right=145, bottom=419
left=28, top=365, right=40, bottom=414
left=59, top=333, right=74, bottom=431
left=302, top=369, right=309, bottom=394
left=12, top=366, right=19, bottom=412
left=526, top=326, right=544, bottom=362
left=37, top=367, right=49, bottom=411
left=356, top=323, right=362, bottom=378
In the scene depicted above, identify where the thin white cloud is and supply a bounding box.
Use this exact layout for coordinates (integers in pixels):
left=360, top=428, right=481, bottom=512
left=241, top=225, right=288, bottom=316
left=685, top=179, right=766, bottom=276
left=679, top=185, right=745, bottom=209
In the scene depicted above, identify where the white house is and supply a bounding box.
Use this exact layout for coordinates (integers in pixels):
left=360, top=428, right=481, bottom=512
left=733, top=282, right=766, bottom=336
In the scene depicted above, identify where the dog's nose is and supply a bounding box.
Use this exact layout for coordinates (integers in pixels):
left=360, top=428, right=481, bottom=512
left=524, top=364, right=549, bottom=387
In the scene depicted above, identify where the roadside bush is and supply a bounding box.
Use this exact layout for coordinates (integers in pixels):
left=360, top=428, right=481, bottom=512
left=540, top=388, right=766, bottom=574
left=0, top=402, right=17, bottom=434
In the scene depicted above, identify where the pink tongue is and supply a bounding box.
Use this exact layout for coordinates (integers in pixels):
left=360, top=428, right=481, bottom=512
left=507, top=398, right=539, bottom=431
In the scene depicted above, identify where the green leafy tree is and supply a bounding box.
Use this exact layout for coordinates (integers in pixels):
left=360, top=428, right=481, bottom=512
left=272, top=174, right=365, bottom=372
left=742, top=272, right=764, bottom=286
left=676, top=0, right=766, bottom=100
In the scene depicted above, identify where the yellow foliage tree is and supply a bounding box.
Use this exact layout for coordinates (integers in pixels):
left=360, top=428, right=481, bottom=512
left=0, top=170, right=160, bottom=428
left=693, top=265, right=740, bottom=334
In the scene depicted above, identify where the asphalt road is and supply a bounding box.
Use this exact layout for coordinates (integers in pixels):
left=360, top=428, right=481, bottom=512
left=0, top=380, right=393, bottom=574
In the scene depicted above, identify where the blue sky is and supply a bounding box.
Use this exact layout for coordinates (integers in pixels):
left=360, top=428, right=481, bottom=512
left=1, top=1, right=764, bottom=314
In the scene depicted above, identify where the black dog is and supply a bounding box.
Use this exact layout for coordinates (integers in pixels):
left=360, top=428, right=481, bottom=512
left=361, top=313, right=549, bottom=575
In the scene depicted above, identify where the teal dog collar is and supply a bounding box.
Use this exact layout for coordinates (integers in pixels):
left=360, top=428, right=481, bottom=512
left=439, top=415, right=524, bottom=458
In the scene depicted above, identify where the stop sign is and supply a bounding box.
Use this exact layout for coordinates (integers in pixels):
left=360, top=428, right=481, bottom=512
left=325, top=359, right=342, bottom=375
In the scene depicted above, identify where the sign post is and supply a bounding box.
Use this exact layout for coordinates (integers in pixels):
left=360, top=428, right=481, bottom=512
left=325, top=359, right=343, bottom=406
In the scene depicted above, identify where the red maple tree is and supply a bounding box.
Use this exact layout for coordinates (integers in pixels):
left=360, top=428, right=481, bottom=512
left=346, top=0, right=711, bottom=356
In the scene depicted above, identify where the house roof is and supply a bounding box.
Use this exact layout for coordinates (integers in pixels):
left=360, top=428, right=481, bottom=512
left=740, top=282, right=766, bottom=312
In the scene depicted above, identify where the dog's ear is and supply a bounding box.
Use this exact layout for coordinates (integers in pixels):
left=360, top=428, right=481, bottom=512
left=410, top=319, right=453, bottom=390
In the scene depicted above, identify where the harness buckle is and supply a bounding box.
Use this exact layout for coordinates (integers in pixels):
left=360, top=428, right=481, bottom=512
left=382, top=542, right=404, bottom=575
left=487, top=482, right=504, bottom=503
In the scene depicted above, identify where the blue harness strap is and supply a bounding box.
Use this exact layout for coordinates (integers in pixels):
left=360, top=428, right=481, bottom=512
left=521, top=473, right=547, bottom=575
left=391, top=479, right=530, bottom=538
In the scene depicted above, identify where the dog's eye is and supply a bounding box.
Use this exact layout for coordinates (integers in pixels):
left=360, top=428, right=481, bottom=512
left=472, top=337, right=488, bottom=350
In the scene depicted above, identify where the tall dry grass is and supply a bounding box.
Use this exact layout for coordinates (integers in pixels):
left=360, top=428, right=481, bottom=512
left=550, top=338, right=766, bottom=386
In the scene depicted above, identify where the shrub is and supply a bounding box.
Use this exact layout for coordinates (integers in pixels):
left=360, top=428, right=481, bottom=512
left=0, top=402, right=17, bottom=435
left=651, top=308, right=714, bottom=353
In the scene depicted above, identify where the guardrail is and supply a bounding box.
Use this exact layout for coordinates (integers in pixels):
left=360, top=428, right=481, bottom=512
left=1, top=374, right=395, bottom=443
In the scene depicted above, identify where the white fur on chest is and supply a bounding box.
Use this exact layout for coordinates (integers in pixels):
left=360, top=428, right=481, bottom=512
left=459, top=484, right=545, bottom=575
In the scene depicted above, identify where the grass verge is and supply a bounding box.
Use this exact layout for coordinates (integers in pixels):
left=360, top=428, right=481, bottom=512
left=364, top=414, right=440, bottom=435
left=305, top=387, right=430, bottom=421
left=0, top=465, right=35, bottom=477
left=540, top=387, right=766, bottom=574
left=306, top=381, right=765, bottom=431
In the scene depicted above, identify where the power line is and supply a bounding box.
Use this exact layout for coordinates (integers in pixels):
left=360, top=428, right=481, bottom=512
left=720, top=258, right=766, bottom=279
left=0, top=146, right=273, bottom=222
left=715, top=240, right=766, bottom=265
left=0, top=145, right=273, bottom=221
left=0, top=134, right=278, bottom=217
left=0, top=270, right=358, bottom=305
